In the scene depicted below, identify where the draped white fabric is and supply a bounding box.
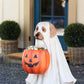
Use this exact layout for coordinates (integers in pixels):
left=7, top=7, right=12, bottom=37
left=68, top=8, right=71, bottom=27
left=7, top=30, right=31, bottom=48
left=25, top=22, right=76, bottom=84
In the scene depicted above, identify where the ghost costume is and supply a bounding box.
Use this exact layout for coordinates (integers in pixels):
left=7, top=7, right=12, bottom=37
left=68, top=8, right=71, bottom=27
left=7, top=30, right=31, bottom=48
left=25, top=22, right=76, bottom=84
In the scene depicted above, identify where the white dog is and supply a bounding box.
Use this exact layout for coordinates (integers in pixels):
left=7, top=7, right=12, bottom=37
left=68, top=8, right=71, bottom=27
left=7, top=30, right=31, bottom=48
left=25, top=22, right=76, bottom=84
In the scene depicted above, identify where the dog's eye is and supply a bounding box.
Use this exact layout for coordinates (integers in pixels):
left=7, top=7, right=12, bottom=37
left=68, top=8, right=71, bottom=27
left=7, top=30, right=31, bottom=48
left=36, top=26, right=39, bottom=31
left=42, top=27, right=46, bottom=32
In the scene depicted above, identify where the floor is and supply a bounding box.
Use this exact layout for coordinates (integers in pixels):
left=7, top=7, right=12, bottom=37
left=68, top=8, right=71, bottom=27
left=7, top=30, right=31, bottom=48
left=0, top=63, right=27, bottom=84
left=0, top=63, right=84, bottom=84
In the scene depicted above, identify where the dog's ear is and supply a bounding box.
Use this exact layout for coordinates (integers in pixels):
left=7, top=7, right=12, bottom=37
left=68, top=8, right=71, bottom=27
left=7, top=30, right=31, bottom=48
left=49, top=23, right=57, bottom=38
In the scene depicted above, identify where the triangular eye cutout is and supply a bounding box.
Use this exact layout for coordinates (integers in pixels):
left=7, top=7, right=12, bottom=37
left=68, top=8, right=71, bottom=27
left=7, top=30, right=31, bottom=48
left=34, top=55, right=37, bottom=58
left=25, top=55, right=28, bottom=58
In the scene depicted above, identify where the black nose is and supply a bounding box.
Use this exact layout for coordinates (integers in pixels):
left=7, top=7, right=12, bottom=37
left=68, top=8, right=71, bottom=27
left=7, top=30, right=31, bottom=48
left=36, top=33, right=39, bottom=37
left=29, top=59, right=32, bottom=62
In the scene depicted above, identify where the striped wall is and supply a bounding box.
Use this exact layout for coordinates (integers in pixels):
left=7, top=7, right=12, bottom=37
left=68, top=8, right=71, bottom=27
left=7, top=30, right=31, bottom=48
left=0, top=0, right=24, bottom=48
left=77, top=0, right=84, bottom=24
left=68, top=0, right=77, bottom=24
left=0, top=0, right=84, bottom=49
left=24, top=0, right=34, bottom=48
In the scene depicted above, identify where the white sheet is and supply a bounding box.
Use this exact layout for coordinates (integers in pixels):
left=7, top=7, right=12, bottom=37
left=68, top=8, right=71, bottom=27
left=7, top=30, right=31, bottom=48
left=25, top=22, right=76, bottom=84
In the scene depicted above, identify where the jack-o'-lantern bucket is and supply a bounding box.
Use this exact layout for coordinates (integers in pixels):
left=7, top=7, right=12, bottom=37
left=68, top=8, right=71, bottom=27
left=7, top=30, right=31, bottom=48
left=22, top=46, right=50, bottom=74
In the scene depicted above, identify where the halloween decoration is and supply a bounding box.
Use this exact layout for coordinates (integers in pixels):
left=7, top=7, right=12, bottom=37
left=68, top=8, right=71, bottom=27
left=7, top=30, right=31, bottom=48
left=22, top=48, right=50, bottom=74
left=26, top=22, right=76, bottom=84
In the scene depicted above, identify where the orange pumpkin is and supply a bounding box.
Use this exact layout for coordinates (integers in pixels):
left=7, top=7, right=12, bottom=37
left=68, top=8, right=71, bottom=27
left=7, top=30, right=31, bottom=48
left=22, top=49, right=50, bottom=74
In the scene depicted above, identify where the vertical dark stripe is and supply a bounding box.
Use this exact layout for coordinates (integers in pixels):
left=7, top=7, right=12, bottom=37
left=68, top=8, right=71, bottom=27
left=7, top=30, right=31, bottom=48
left=64, top=0, right=68, bottom=28
left=51, top=0, right=54, bottom=23
left=34, top=0, right=40, bottom=29
left=34, top=0, right=40, bottom=45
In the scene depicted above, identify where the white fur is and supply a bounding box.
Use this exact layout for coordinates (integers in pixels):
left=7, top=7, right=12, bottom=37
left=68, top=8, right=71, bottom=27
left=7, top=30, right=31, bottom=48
left=25, top=22, right=76, bottom=84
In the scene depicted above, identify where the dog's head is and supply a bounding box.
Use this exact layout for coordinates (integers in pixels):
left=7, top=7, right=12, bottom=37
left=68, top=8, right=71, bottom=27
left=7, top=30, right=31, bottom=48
left=34, top=22, right=57, bottom=40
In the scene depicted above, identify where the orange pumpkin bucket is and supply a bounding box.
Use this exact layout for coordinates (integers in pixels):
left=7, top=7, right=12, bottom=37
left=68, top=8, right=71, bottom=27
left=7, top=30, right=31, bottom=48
left=22, top=48, right=50, bottom=74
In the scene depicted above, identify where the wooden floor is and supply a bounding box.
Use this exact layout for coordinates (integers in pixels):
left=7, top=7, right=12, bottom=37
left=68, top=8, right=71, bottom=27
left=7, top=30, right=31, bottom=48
left=7, top=52, right=69, bottom=59
left=7, top=52, right=23, bottom=59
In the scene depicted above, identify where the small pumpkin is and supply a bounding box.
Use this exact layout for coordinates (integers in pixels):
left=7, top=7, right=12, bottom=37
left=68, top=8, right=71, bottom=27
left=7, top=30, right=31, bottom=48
left=22, top=49, right=50, bottom=74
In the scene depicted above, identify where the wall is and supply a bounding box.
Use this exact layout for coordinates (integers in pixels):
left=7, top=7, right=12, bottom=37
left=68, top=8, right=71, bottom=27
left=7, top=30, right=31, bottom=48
left=68, top=0, right=84, bottom=24
left=2, top=0, right=84, bottom=49
left=0, top=0, right=24, bottom=48
left=77, top=0, right=84, bottom=24
left=24, top=0, right=34, bottom=48
left=68, top=0, right=77, bottom=24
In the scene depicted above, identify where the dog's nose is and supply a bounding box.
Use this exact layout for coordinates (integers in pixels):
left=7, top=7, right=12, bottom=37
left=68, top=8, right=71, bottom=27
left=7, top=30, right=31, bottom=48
left=35, top=33, right=39, bottom=37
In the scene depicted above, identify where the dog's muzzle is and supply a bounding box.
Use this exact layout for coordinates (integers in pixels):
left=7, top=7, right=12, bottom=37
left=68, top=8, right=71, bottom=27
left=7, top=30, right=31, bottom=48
left=35, top=32, right=44, bottom=40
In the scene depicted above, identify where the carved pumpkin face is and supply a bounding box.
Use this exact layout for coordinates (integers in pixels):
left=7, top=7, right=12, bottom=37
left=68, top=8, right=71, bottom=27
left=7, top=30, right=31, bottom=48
left=25, top=54, right=39, bottom=67
left=22, top=49, right=50, bottom=74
